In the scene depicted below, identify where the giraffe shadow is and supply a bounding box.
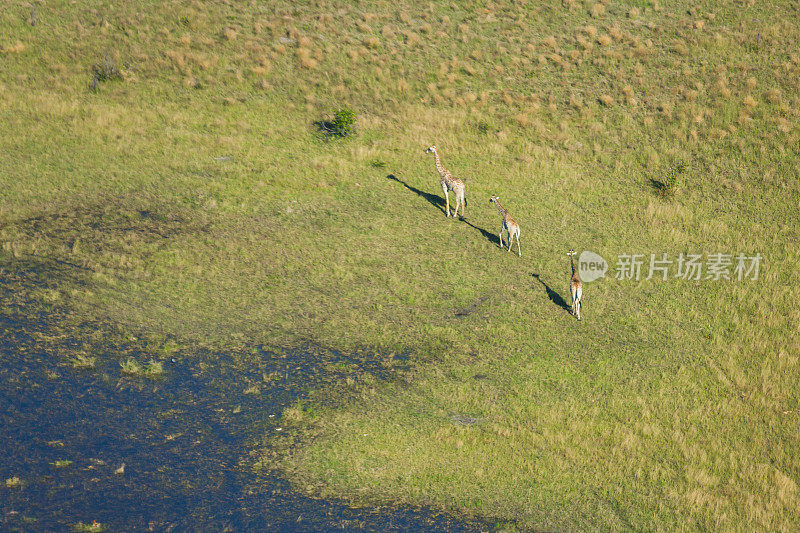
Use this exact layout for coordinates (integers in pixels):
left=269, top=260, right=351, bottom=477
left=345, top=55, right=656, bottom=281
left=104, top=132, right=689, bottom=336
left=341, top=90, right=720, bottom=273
left=531, top=273, right=571, bottom=314
left=386, top=174, right=499, bottom=246
left=386, top=174, right=446, bottom=214
left=460, top=219, right=501, bottom=247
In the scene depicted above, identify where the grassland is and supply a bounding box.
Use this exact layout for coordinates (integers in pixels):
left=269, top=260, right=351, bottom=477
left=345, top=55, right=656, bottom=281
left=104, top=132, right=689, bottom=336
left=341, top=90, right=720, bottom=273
left=1, top=0, right=799, bottom=529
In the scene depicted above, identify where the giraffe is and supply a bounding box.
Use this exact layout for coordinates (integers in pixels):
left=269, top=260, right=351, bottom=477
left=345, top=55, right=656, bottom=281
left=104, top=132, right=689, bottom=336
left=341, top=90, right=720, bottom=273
left=567, top=250, right=582, bottom=320
left=425, top=145, right=466, bottom=218
left=489, top=196, right=521, bottom=257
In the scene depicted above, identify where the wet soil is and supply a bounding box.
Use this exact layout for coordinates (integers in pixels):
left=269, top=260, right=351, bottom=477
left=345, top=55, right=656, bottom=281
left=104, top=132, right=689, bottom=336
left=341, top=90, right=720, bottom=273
left=0, top=262, right=489, bottom=532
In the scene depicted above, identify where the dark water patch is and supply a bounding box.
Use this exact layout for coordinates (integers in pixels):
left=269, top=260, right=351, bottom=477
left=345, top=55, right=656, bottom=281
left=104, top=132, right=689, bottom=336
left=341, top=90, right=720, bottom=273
left=0, top=316, right=491, bottom=531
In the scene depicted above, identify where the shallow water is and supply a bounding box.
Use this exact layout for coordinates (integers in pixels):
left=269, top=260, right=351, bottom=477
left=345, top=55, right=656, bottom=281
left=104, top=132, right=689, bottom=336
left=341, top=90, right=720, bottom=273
left=0, top=314, right=486, bottom=531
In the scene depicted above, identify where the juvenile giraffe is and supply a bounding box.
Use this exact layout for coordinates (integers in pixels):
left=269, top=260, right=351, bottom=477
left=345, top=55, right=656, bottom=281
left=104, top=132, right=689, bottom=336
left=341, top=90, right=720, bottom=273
left=425, top=145, right=466, bottom=218
left=489, top=196, right=521, bottom=257
left=567, top=250, right=582, bottom=320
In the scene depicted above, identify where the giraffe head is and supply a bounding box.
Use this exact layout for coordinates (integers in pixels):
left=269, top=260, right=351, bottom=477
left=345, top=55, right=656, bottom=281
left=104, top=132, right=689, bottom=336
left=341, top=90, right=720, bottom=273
left=425, top=145, right=437, bottom=154
left=489, top=195, right=500, bottom=204
left=567, top=250, right=576, bottom=257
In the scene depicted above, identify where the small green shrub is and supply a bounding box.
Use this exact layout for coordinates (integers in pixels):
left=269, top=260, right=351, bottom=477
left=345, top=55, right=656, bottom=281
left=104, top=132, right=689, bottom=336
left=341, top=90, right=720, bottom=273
left=69, top=352, right=97, bottom=369
left=72, top=521, right=107, bottom=533
left=120, top=357, right=165, bottom=378
left=144, top=359, right=164, bottom=377
left=473, top=118, right=497, bottom=134
left=331, top=109, right=356, bottom=137
left=89, top=53, right=123, bottom=92
left=120, top=358, right=143, bottom=375
left=652, top=160, right=688, bottom=198
left=316, top=108, right=357, bottom=138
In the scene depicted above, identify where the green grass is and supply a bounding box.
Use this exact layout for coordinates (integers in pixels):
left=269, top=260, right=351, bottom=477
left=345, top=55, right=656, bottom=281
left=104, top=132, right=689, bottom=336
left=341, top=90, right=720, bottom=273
left=1, top=0, right=799, bottom=529
left=69, top=352, right=97, bottom=369
left=71, top=521, right=107, bottom=533
left=120, top=358, right=144, bottom=375
left=120, top=357, right=164, bottom=378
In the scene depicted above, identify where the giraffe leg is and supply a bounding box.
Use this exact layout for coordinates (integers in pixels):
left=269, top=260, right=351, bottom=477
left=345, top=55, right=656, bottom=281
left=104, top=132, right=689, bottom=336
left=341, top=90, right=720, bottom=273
left=516, top=233, right=521, bottom=257
left=443, top=188, right=450, bottom=217
left=498, top=228, right=504, bottom=249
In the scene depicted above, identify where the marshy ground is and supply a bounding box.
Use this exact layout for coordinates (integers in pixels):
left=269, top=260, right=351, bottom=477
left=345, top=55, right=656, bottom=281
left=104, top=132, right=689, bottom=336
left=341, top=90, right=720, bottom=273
left=0, top=267, right=489, bottom=530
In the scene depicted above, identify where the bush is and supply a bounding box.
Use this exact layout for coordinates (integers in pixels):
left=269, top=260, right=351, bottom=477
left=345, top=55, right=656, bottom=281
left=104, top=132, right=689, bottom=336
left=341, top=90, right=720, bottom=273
left=120, top=357, right=143, bottom=375
left=316, top=108, right=357, bottom=138
left=120, top=357, right=165, bottom=378
left=331, top=108, right=356, bottom=137
left=89, top=53, right=123, bottom=92
left=652, top=160, right=688, bottom=198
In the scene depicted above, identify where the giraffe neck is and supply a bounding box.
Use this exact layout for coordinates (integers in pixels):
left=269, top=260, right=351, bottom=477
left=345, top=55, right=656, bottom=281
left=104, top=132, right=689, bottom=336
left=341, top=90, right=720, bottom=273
left=570, top=254, right=576, bottom=277
left=433, top=151, right=447, bottom=177
left=494, top=200, right=507, bottom=218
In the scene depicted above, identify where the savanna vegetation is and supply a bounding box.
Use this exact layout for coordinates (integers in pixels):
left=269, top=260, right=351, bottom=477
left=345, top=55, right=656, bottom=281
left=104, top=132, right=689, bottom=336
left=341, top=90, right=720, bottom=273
left=1, top=0, right=799, bottom=529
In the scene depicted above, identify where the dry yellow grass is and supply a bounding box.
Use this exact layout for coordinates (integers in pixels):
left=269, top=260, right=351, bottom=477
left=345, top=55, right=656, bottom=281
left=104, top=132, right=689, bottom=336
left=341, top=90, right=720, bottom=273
left=590, top=3, right=606, bottom=18
left=223, top=27, right=237, bottom=41
left=765, top=88, right=781, bottom=104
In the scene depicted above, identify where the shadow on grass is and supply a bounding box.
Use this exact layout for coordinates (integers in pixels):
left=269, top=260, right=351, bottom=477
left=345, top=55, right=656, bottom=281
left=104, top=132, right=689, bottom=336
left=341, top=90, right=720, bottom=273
left=454, top=295, right=490, bottom=318
left=648, top=178, right=668, bottom=194
left=460, top=219, right=500, bottom=247
left=386, top=174, right=445, bottom=214
left=313, top=119, right=338, bottom=138
left=649, top=178, right=676, bottom=199
left=386, top=174, right=498, bottom=247
left=531, top=273, right=571, bottom=314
